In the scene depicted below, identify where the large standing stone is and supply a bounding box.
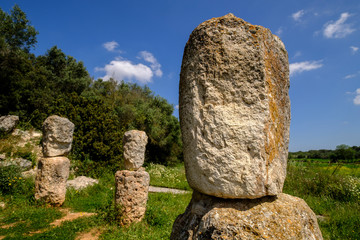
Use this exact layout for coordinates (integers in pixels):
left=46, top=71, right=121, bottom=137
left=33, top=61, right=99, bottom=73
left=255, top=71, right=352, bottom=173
left=114, top=169, right=150, bottom=225
left=171, top=191, right=323, bottom=240
left=180, top=13, right=290, bottom=199
left=42, top=115, right=75, bottom=157
left=34, top=157, right=70, bottom=206
left=0, top=115, right=19, bottom=133
left=123, top=130, right=148, bottom=170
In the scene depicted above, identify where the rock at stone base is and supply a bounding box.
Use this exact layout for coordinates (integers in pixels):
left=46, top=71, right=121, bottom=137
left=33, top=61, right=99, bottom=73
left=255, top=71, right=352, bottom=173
left=179, top=13, right=290, bottom=199
left=114, top=169, right=150, bottom=226
left=123, top=130, right=148, bottom=170
left=0, top=115, right=19, bottom=133
left=35, top=157, right=70, bottom=206
left=171, top=191, right=323, bottom=240
left=66, top=176, right=99, bottom=190
left=42, top=115, right=75, bottom=157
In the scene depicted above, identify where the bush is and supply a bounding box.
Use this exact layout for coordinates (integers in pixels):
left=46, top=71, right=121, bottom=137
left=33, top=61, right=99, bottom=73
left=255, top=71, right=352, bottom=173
left=0, top=165, right=27, bottom=195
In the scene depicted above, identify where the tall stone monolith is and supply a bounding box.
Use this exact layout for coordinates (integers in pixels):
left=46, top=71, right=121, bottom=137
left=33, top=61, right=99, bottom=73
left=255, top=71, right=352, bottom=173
left=180, top=13, right=290, bottom=199
left=35, top=115, right=74, bottom=206
left=115, top=130, right=149, bottom=225
left=172, top=14, right=323, bottom=240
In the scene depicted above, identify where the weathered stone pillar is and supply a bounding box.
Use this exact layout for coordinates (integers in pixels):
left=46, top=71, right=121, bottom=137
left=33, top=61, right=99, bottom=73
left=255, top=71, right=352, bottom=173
left=35, top=115, right=74, bottom=206
left=172, top=13, right=323, bottom=239
left=115, top=130, right=149, bottom=225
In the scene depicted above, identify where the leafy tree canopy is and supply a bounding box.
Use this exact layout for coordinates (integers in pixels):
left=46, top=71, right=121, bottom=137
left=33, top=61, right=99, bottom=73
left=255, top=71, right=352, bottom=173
left=0, top=4, right=38, bottom=52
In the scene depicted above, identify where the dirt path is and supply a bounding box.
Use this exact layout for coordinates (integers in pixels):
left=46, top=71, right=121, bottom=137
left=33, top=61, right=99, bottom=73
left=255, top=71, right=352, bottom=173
left=51, top=208, right=96, bottom=227
left=75, top=228, right=102, bottom=240
left=149, top=186, right=189, bottom=194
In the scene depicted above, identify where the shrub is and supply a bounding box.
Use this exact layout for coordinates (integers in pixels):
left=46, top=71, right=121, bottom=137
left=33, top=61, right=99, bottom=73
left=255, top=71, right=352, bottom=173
left=0, top=165, right=26, bottom=194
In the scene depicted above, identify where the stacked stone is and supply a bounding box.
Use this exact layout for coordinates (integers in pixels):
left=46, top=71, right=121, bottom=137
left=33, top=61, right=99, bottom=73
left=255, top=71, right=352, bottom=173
left=35, top=115, right=74, bottom=206
left=171, top=14, right=323, bottom=239
left=115, top=130, right=150, bottom=226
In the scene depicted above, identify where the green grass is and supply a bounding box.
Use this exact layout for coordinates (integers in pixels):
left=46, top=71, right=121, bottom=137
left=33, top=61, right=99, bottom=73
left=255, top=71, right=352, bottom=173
left=146, top=163, right=191, bottom=190
left=2, top=161, right=359, bottom=239
left=0, top=168, right=191, bottom=240
left=284, top=160, right=360, bottom=239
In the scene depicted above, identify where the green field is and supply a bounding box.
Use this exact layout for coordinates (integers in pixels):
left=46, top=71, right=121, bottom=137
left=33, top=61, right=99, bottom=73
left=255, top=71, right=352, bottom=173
left=1, top=161, right=359, bottom=239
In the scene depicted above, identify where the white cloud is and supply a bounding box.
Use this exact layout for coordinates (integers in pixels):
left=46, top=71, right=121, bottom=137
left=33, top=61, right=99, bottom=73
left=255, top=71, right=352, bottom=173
left=293, top=51, right=302, bottom=59
left=344, top=74, right=357, bottom=79
left=175, top=105, right=179, bottom=110
left=354, top=88, right=360, bottom=105
left=323, top=12, right=355, bottom=38
left=292, top=10, right=305, bottom=22
left=275, top=27, right=283, bottom=36
left=96, top=50, right=163, bottom=84
left=350, top=46, right=359, bottom=54
left=138, top=51, right=163, bottom=77
left=289, top=60, right=323, bottom=76
left=96, top=60, right=153, bottom=84
left=103, top=41, right=120, bottom=52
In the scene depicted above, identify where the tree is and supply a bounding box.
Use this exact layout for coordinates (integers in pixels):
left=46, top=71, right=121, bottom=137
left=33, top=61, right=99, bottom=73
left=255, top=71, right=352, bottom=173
left=0, top=5, right=38, bottom=52
left=330, top=144, right=356, bottom=163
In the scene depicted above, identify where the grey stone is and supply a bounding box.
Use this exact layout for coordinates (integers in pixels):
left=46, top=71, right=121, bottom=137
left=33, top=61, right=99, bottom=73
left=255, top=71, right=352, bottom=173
left=171, top=191, right=323, bottom=240
left=35, top=157, right=70, bottom=206
left=42, top=115, right=74, bottom=157
left=66, top=176, right=99, bottom=190
left=0, top=115, right=19, bottom=133
left=123, top=130, right=148, bottom=170
left=179, top=13, right=290, bottom=199
left=0, top=158, right=32, bottom=171
left=115, top=169, right=150, bottom=225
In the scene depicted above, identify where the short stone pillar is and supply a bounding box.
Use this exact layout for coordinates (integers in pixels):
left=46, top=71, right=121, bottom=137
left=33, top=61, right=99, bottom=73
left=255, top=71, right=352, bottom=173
left=115, top=130, right=149, bottom=225
left=35, top=115, right=74, bottom=206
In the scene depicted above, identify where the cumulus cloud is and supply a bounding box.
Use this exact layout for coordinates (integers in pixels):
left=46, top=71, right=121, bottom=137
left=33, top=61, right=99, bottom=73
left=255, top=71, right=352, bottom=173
left=354, top=88, right=360, bottom=105
left=103, top=41, right=120, bottom=52
left=96, top=60, right=153, bottom=84
left=96, top=47, right=163, bottom=84
left=350, top=46, right=359, bottom=54
left=292, top=10, right=305, bottom=22
left=175, top=105, right=179, bottom=110
left=289, top=60, right=323, bottom=76
left=138, top=51, right=163, bottom=77
left=323, top=12, right=355, bottom=38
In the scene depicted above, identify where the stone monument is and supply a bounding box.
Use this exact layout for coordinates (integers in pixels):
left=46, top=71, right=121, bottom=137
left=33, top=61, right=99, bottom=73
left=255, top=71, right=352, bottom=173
left=35, top=115, right=74, bottom=206
left=115, top=130, right=150, bottom=226
left=171, top=14, right=323, bottom=239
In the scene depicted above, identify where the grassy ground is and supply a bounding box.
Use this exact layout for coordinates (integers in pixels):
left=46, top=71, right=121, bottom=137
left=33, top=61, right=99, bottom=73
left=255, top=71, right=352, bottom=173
left=0, top=165, right=191, bottom=240
left=1, top=161, right=359, bottom=239
left=284, top=159, right=360, bottom=239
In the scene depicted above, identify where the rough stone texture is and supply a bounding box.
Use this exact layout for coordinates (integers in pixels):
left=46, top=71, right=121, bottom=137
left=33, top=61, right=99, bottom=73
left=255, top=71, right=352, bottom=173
left=179, top=13, right=290, bottom=199
left=42, top=115, right=75, bottom=157
left=0, top=115, right=19, bottom=133
left=171, top=191, right=323, bottom=240
left=67, top=176, right=99, bottom=190
left=114, top=169, right=150, bottom=225
left=34, top=157, right=70, bottom=206
left=123, top=130, right=148, bottom=170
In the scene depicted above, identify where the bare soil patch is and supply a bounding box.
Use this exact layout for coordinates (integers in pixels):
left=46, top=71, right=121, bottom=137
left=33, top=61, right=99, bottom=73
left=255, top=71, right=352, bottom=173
left=75, top=228, right=102, bottom=240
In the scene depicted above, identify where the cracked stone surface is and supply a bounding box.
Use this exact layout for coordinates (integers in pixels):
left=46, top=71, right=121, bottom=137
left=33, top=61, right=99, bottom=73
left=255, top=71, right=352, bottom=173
left=179, top=13, right=290, bottom=199
left=42, top=115, right=74, bottom=157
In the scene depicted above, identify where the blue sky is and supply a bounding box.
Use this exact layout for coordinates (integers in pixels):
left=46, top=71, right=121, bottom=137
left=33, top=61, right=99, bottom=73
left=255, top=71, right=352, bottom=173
left=1, top=0, right=359, bottom=151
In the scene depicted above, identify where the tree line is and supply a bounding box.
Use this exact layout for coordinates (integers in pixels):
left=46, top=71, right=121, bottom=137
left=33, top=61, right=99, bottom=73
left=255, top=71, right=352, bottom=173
left=289, top=144, right=360, bottom=163
left=0, top=5, right=182, bottom=175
